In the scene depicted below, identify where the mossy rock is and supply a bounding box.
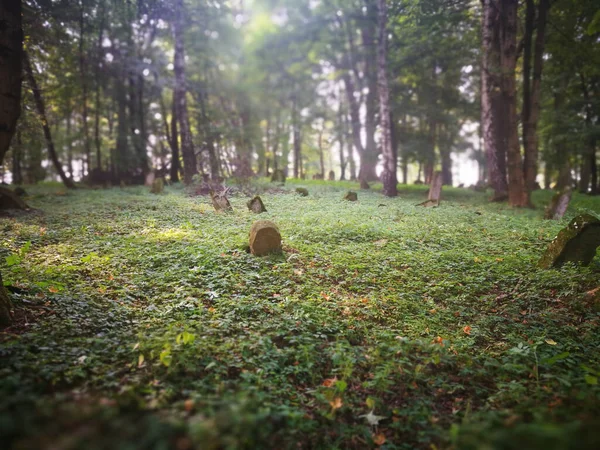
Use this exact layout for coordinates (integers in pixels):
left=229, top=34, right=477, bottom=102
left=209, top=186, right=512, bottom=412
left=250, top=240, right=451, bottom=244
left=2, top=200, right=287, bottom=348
left=247, top=195, right=267, bottom=213
left=295, top=188, right=309, bottom=197
left=538, top=214, right=600, bottom=268
left=150, top=178, right=164, bottom=194
left=249, top=220, right=282, bottom=256
left=344, top=191, right=358, bottom=201
left=271, top=170, right=286, bottom=183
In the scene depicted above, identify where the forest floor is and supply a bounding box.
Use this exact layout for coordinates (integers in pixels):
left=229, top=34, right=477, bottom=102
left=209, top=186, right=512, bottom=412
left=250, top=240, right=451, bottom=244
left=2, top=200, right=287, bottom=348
left=1, top=180, right=599, bottom=450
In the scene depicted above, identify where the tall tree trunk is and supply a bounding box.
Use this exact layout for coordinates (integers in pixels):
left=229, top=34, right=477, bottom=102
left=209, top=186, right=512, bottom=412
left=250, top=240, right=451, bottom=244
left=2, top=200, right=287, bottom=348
left=79, top=4, right=91, bottom=176
left=337, top=93, right=346, bottom=181
left=523, top=0, right=549, bottom=196
left=0, top=0, right=21, bottom=167
left=579, top=73, right=595, bottom=193
left=12, top=130, right=22, bottom=184
left=292, top=96, right=301, bottom=179
left=377, top=0, right=397, bottom=197
left=169, top=97, right=180, bottom=182
left=0, top=0, right=22, bottom=326
left=197, top=90, right=219, bottom=178
left=24, top=51, right=75, bottom=189
left=172, top=0, right=197, bottom=184
left=481, top=0, right=508, bottom=200
left=318, top=128, right=325, bottom=178
left=94, top=4, right=105, bottom=170
left=66, top=106, right=74, bottom=179
left=502, top=0, right=528, bottom=207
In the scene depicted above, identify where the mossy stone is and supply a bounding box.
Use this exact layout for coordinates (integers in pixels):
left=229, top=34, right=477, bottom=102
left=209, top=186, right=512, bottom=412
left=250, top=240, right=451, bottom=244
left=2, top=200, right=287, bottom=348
left=538, top=214, right=600, bottom=268
left=295, top=188, right=309, bottom=197
left=150, top=178, right=164, bottom=194
left=271, top=170, right=286, bottom=183
left=344, top=191, right=358, bottom=201
left=247, top=195, right=267, bottom=213
left=249, top=220, right=282, bottom=256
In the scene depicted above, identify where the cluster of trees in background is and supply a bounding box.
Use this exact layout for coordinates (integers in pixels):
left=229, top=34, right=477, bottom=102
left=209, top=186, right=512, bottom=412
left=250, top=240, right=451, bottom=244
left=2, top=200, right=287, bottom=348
left=0, top=0, right=598, bottom=199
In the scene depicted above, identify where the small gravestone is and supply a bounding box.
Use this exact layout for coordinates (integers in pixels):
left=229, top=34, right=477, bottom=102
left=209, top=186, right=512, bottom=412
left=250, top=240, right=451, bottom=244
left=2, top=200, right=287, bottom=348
left=417, top=171, right=442, bottom=207
left=328, top=170, right=335, bottom=181
left=344, top=191, right=358, bottom=201
left=271, top=170, right=286, bottom=183
left=295, top=187, right=309, bottom=197
left=538, top=214, right=600, bottom=268
left=150, top=178, right=164, bottom=194
left=428, top=171, right=443, bottom=202
left=249, top=220, right=282, bottom=256
left=544, top=188, right=572, bottom=220
left=247, top=195, right=266, bottom=213
left=211, top=190, right=233, bottom=212
left=360, top=179, right=370, bottom=190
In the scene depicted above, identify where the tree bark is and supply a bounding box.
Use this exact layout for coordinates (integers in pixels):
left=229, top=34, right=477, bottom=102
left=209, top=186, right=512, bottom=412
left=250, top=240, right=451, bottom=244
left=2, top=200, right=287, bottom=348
left=169, top=97, right=180, bottom=182
left=361, top=0, right=379, bottom=182
left=292, top=97, right=301, bottom=179
left=0, top=0, right=23, bottom=327
left=523, top=0, right=549, bottom=196
left=24, top=51, right=75, bottom=189
left=501, top=0, right=528, bottom=207
left=172, top=0, right=197, bottom=184
left=377, top=0, right=397, bottom=197
left=0, top=0, right=22, bottom=167
left=79, top=4, right=91, bottom=176
left=12, top=130, right=23, bottom=184
left=481, top=0, right=508, bottom=200
left=337, top=92, right=346, bottom=180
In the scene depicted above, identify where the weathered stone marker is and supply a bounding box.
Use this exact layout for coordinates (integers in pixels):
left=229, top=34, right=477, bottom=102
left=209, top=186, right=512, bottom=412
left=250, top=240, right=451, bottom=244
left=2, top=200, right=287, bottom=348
left=295, top=187, right=309, bottom=197
left=538, top=214, right=600, bottom=268
left=328, top=170, right=335, bottom=181
left=150, top=178, right=164, bottom=194
left=249, top=220, right=282, bottom=256
left=360, top=179, right=370, bottom=190
left=417, top=171, right=442, bottom=207
left=344, top=191, right=358, bottom=201
left=271, top=169, right=286, bottom=183
left=428, top=171, right=443, bottom=203
left=247, top=195, right=267, bottom=213
left=544, top=188, right=572, bottom=220
left=211, top=190, right=233, bottom=212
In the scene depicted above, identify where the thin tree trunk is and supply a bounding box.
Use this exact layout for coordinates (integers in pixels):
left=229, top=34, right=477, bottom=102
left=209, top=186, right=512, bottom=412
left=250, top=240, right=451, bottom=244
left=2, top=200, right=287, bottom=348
left=66, top=106, right=73, bottom=179
left=24, top=51, right=75, bottom=189
left=12, top=130, right=23, bottom=184
left=292, top=96, right=301, bottom=179
left=172, top=0, right=196, bottom=184
left=197, top=90, right=219, bottom=178
left=169, top=97, right=180, bottom=182
left=318, top=128, right=325, bottom=178
left=79, top=4, right=91, bottom=176
left=94, top=4, right=105, bottom=170
left=481, top=0, right=508, bottom=200
left=337, top=93, right=346, bottom=180
left=377, top=0, right=397, bottom=197
left=523, top=0, right=549, bottom=196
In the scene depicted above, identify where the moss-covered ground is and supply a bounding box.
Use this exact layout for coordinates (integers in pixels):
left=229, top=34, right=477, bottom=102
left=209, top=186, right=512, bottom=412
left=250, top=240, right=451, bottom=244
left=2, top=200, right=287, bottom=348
left=1, top=181, right=599, bottom=449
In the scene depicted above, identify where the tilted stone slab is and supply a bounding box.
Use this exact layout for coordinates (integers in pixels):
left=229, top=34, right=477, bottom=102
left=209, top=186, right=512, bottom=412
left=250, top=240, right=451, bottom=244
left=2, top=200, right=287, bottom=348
left=538, top=214, right=600, bottom=268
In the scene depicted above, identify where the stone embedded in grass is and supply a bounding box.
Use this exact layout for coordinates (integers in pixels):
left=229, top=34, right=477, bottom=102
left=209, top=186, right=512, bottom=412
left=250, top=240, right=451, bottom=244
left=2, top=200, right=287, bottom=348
left=295, top=187, right=309, bottom=197
left=249, top=220, right=282, bottom=256
left=271, top=169, right=286, bottom=183
left=344, top=191, right=358, bottom=201
left=0, top=186, right=28, bottom=210
left=538, top=214, right=600, bottom=268
left=211, top=190, right=233, bottom=212
left=328, top=170, right=335, bottom=181
left=360, top=179, right=370, bottom=190
left=247, top=195, right=267, bottom=213
left=150, top=178, right=164, bottom=194
left=544, top=187, right=572, bottom=220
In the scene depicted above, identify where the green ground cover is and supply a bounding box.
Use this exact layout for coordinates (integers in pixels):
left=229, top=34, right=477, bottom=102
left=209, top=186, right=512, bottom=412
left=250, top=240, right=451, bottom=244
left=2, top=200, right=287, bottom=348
left=1, top=181, right=599, bottom=449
